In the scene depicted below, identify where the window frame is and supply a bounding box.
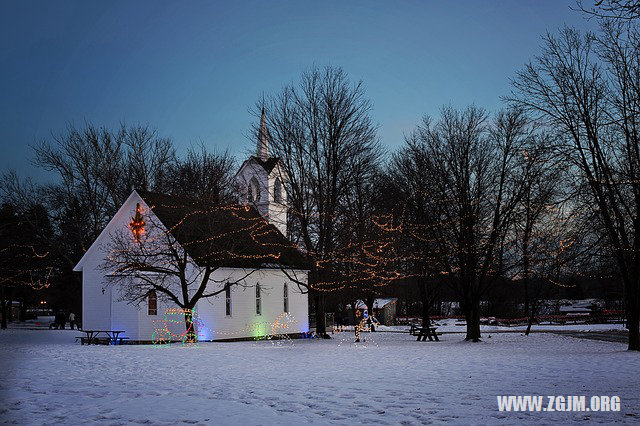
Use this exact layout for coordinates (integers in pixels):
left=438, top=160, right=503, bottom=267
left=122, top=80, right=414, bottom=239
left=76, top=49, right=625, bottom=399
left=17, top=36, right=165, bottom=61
left=225, top=284, right=232, bottom=317
left=148, top=289, right=157, bottom=316
left=248, top=177, right=260, bottom=203
left=255, top=283, right=262, bottom=316
left=274, top=178, right=282, bottom=204
left=283, top=283, right=289, bottom=313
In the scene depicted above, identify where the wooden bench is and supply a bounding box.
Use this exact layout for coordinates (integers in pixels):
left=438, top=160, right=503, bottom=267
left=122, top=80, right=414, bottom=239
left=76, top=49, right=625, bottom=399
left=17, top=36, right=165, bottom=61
left=76, top=336, right=130, bottom=345
left=76, top=329, right=129, bottom=345
left=415, top=326, right=440, bottom=342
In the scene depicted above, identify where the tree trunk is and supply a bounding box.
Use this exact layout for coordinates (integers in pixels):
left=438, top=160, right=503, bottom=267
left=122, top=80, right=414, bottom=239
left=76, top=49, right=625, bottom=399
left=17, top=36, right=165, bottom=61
left=627, top=287, right=640, bottom=351
left=7, top=298, right=13, bottom=322
left=314, top=291, right=330, bottom=338
left=0, top=294, right=7, bottom=330
left=523, top=279, right=530, bottom=318
left=525, top=299, right=538, bottom=336
left=183, top=309, right=197, bottom=343
left=19, top=300, right=26, bottom=322
left=465, top=297, right=481, bottom=342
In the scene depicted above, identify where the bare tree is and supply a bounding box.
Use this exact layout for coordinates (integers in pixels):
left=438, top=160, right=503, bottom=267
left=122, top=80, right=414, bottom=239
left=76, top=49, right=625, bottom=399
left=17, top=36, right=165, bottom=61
left=122, top=125, right=176, bottom=196
left=578, top=0, right=640, bottom=20
left=389, top=139, right=444, bottom=329
left=164, top=145, right=236, bottom=204
left=508, top=23, right=640, bottom=350
left=256, top=66, right=379, bottom=337
left=32, top=123, right=176, bottom=264
left=399, top=106, right=534, bottom=341
left=0, top=202, right=52, bottom=329
left=34, top=124, right=126, bottom=249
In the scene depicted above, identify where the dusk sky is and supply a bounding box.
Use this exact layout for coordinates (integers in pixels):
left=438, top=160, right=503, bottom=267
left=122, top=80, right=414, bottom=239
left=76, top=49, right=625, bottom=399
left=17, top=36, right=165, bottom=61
left=1, top=0, right=597, bottom=182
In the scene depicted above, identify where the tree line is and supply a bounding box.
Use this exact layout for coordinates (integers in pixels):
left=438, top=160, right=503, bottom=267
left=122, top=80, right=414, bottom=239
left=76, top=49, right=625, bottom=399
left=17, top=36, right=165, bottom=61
left=1, top=1, right=639, bottom=350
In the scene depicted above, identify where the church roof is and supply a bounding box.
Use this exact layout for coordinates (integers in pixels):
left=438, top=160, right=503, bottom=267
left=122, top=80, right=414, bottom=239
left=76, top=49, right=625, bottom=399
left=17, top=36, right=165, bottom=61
left=235, top=155, right=282, bottom=176
left=137, top=190, right=308, bottom=270
left=252, top=156, right=281, bottom=173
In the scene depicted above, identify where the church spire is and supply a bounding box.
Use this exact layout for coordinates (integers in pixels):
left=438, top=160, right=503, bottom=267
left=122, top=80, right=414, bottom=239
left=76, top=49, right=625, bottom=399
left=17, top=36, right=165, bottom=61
left=257, top=107, right=269, bottom=161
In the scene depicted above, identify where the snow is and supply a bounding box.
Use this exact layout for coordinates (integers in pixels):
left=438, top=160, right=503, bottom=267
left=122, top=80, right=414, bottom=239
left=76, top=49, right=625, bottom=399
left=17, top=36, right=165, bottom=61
left=1, top=328, right=639, bottom=424
left=348, top=298, right=397, bottom=311
left=378, top=318, right=630, bottom=334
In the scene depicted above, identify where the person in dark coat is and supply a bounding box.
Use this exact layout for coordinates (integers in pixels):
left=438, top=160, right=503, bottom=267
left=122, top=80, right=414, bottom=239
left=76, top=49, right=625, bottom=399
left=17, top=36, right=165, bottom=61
left=57, top=311, right=65, bottom=329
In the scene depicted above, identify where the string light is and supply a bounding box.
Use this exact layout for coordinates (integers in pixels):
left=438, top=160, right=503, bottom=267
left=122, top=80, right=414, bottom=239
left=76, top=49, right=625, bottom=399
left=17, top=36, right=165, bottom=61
left=151, top=307, right=300, bottom=345
left=152, top=307, right=201, bottom=347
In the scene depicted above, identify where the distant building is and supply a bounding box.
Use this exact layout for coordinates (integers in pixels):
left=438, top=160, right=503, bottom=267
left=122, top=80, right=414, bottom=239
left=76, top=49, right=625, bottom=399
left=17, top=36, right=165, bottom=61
left=353, top=298, right=398, bottom=325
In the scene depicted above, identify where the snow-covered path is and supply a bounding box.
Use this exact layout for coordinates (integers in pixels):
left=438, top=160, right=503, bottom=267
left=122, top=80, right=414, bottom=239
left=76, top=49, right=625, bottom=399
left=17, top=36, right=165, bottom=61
left=1, top=329, right=638, bottom=425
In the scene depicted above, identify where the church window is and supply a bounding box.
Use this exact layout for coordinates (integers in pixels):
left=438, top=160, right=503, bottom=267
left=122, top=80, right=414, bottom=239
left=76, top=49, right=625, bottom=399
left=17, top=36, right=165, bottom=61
left=248, top=177, right=260, bottom=203
left=283, top=283, right=289, bottom=313
left=148, top=290, right=157, bottom=316
left=256, top=283, right=262, bottom=316
left=225, top=284, right=232, bottom=316
left=274, top=178, right=282, bottom=203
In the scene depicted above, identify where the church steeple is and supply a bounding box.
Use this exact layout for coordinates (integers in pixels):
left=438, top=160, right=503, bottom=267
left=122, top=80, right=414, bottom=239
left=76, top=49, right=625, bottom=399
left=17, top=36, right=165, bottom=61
left=236, top=109, right=287, bottom=235
left=257, top=108, right=269, bottom=161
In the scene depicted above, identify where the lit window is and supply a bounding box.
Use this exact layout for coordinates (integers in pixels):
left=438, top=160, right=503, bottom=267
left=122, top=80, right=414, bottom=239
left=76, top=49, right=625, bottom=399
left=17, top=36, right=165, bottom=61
left=148, top=290, right=157, bottom=316
left=256, top=283, right=261, bottom=316
left=283, top=283, right=289, bottom=313
left=274, top=178, right=282, bottom=203
left=225, top=284, right=232, bottom=316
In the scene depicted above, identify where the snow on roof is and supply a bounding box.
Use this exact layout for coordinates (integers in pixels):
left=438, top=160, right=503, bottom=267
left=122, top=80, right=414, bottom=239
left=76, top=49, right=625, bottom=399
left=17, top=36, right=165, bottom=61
left=373, top=298, right=397, bottom=309
left=350, top=298, right=398, bottom=310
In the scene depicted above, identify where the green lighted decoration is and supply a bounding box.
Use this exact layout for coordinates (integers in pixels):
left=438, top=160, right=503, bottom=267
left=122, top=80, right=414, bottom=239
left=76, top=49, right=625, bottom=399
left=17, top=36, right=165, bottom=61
left=152, top=307, right=201, bottom=347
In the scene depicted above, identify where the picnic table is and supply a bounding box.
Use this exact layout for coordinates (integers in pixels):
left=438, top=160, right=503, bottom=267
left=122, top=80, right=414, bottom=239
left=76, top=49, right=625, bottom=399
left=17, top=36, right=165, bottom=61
left=409, top=324, right=440, bottom=342
left=76, top=329, right=128, bottom=345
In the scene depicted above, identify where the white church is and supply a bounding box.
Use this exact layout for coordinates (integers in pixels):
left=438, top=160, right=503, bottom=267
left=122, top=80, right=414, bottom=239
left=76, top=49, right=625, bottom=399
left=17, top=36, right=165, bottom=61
left=73, top=112, right=310, bottom=342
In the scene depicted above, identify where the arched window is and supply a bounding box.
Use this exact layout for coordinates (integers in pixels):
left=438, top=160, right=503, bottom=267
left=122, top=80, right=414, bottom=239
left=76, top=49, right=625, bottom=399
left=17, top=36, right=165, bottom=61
left=225, top=284, right=232, bottom=316
left=255, top=283, right=262, bottom=316
left=148, top=290, right=157, bottom=316
left=248, top=177, right=260, bottom=203
left=283, top=283, right=289, bottom=313
left=274, top=178, right=282, bottom=204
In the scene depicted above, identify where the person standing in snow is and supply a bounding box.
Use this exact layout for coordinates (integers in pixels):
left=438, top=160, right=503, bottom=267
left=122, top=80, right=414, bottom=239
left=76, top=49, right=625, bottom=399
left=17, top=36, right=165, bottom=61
left=68, top=312, right=76, bottom=330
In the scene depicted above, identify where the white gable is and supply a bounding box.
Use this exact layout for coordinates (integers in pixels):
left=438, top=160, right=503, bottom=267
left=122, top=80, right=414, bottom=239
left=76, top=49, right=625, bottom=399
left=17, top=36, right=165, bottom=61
left=73, top=190, right=149, bottom=272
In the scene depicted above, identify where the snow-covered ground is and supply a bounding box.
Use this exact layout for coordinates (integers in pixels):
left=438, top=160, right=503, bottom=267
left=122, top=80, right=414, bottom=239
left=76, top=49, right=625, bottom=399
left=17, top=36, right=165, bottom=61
left=377, top=318, right=629, bottom=333
left=1, top=328, right=638, bottom=425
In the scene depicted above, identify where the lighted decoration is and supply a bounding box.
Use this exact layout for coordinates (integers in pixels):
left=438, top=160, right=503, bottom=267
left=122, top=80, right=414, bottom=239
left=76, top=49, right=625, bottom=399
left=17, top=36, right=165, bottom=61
left=257, top=312, right=297, bottom=346
left=151, top=306, right=299, bottom=346
left=335, top=309, right=380, bottom=347
left=354, top=316, right=379, bottom=343
left=152, top=307, right=202, bottom=347
left=129, top=203, right=145, bottom=242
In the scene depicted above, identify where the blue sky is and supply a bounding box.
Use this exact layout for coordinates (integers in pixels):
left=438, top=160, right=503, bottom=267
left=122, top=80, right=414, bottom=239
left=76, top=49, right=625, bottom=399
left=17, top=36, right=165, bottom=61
left=0, top=0, right=597, bottom=182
